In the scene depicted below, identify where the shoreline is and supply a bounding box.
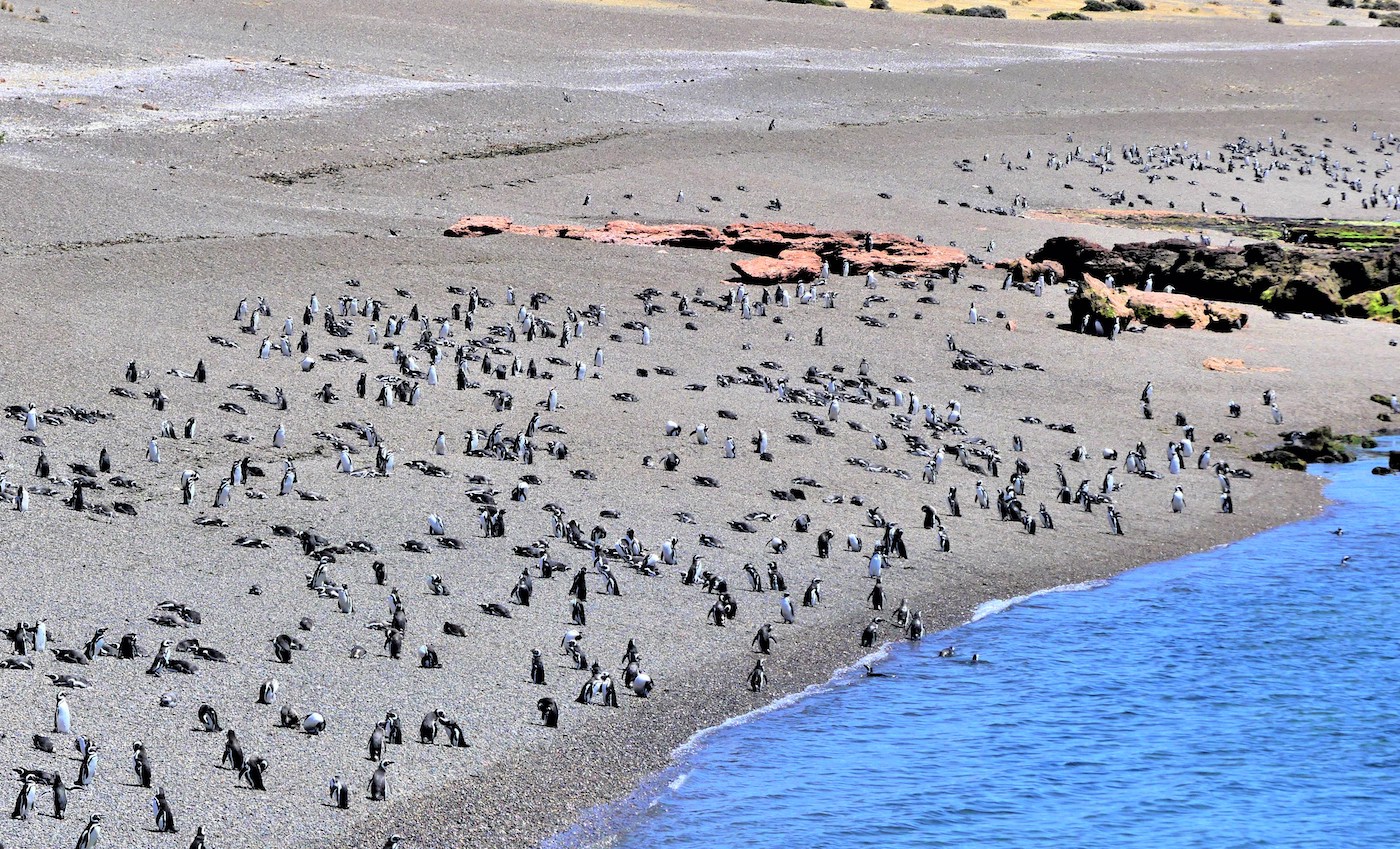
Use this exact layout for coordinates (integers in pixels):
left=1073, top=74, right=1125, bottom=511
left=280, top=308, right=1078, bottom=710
left=536, top=454, right=1361, bottom=849
left=325, top=446, right=1332, bottom=849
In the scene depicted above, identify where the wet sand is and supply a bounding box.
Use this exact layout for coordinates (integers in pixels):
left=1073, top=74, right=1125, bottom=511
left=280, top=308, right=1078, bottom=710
left=1, top=2, right=1398, bottom=848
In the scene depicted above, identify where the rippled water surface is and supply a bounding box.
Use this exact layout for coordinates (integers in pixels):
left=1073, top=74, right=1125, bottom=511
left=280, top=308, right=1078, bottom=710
left=596, top=444, right=1399, bottom=849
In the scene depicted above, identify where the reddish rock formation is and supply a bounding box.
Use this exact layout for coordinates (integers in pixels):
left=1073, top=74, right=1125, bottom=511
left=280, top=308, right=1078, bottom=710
left=443, top=216, right=966, bottom=280
left=996, top=255, right=1064, bottom=283
left=731, top=249, right=823, bottom=285
left=1069, top=274, right=1248, bottom=334
left=444, top=215, right=514, bottom=237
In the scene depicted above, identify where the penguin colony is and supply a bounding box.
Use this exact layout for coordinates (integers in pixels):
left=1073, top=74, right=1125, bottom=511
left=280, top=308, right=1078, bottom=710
left=0, top=223, right=1375, bottom=849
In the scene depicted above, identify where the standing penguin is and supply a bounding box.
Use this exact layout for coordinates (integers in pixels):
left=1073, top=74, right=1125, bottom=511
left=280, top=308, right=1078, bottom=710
left=748, top=658, right=766, bottom=692
left=907, top=611, right=924, bottom=641
left=867, top=579, right=885, bottom=611
left=11, top=775, right=36, bottom=820
left=76, top=742, right=98, bottom=787
left=329, top=776, right=350, bottom=809
left=221, top=730, right=244, bottom=772
left=55, top=694, right=72, bottom=734
left=368, top=760, right=391, bottom=801
left=152, top=786, right=177, bottom=833
left=779, top=592, right=796, bottom=624
left=752, top=623, right=776, bottom=654
left=239, top=756, right=268, bottom=791
left=419, top=709, right=445, bottom=744
left=530, top=649, right=546, bottom=685
left=132, top=741, right=153, bottom=788
left=51, top=772, right=68, bottom=819
left=1171, top=486, right=1186, bottom=513
left=75, top=814, right=103, bottom=849
left=860, top=618, right=883, bottom=648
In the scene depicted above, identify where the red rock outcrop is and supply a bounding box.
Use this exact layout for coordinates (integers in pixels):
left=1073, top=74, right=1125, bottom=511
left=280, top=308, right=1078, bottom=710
left=731, top=249, right=824, bottom=285
left=444, top=216, right=966, bottom=280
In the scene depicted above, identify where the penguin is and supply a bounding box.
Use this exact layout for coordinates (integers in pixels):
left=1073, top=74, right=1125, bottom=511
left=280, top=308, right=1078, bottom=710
left=132, top=741, right=153, bottom=787
left=367, top=759, right=392, bottom=801
left=631, top=672, right=654, bottom=697
left=907, top=610, right=924, bottom=640
left=153, top=786, right=177, bottom=833
left=748, top=658, right=766, bottom=692
left=55, top=694, right=72, bottom=734
left=75, top=814, right=104, bottom=849
left=752, top=623, right=776, bottom=654
left=259, top=677, right=280, bottom=704
left=802, top=578, right=822, bottom=608
left=779, top=592, right=796, bottom=624
left=368, top=724, right=385, bottom=763
left=329, top=775, right=351, bottom=809
left=11, top=775, right=36, bottom=820
left=860, top=618, right=883, bottom=648
left=197, top=704, right=221, bottom=732
left=51, top=772, right=67, bottom=819
left=302, top=712, right=326, bottom=735
left=867, top=579, right=885, bottom=611
left=537, top=697, right=559, bottom=728
left=239, top=755, right=267, bottom=790
left=216, top=729, right=244, bottom=776
left=1171, top=486, right=1186, bottom=513
left=420, top=709, right=446, bottom=744
left=77, top=742, right=98, bottom=786
left=190, top=826, right=208, bottom=848
left=530, top=649, right=546, bottom=685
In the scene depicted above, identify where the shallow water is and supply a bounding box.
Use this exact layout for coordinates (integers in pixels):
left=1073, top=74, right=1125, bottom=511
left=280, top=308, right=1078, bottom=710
left=586, top=442, right=1399, bottom=849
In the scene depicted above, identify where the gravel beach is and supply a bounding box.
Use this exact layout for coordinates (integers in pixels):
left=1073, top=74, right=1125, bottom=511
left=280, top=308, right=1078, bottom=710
left=1, top=2, right=1397, bottom=848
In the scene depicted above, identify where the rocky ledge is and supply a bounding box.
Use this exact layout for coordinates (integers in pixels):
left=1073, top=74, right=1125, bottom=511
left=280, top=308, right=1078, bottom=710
left=1067, top=274, right=1248, bottom=335
left=1024, top=235, right=1400, bottom=322
left=443, top=217, right=967, bottom=283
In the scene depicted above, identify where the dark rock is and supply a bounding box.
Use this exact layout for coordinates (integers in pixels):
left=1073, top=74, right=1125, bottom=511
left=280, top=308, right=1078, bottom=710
left=1027, top=235, right=1400, bottom=322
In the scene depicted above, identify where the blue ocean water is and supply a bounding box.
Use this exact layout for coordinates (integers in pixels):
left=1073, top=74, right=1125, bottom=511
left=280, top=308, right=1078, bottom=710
left=590, top=442, right=1400, bottom=849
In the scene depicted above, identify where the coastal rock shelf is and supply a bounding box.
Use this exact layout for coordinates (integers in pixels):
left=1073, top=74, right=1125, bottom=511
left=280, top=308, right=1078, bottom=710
left=444, top=217, right=968, bottom=283
left=1027, top=236, right=1400, bottom=322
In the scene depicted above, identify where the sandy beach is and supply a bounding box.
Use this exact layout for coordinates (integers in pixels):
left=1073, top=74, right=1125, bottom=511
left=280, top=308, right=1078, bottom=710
left=1, top=2, right=1398, bottom=848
